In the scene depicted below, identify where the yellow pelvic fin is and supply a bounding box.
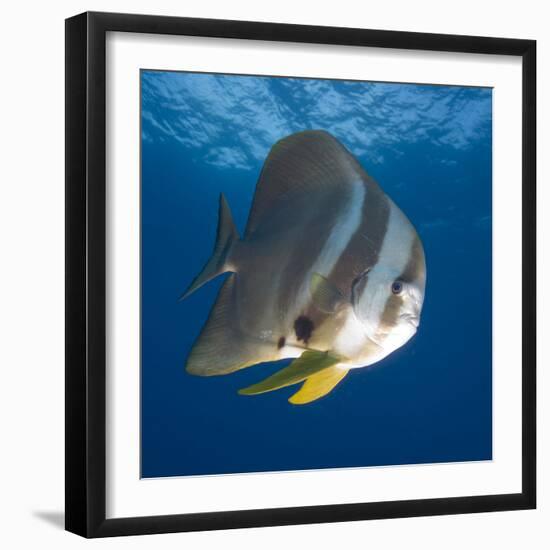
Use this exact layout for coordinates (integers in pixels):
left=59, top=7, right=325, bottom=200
left=289, top=366, right=349, bottom=405
left=238, top=350, right=341, bottom=396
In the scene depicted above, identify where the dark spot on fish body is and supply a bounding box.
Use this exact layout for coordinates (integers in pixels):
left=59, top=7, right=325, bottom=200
left=294, top=316, right=314, bottom=344
left=277, top=336, right=286, bottom=349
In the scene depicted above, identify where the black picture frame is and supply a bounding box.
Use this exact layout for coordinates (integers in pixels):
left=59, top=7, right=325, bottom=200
left=65, top=11, right=536, bottom=538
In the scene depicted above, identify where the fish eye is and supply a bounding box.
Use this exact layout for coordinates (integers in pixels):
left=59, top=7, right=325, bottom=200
left=391, top=281, right=403, bottom=295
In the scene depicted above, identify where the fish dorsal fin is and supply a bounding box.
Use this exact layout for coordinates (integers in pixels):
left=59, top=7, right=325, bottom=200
left=186, top=274, right=275, bottom=376
left=244, top=130, right=368, bottom=237
left=238, top=350, right=341, bottom=396
left=289, top=366, right=349, bottom=405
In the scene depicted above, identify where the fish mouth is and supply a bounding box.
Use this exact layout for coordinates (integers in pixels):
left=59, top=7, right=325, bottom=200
left=352, top=309, right=419, bottom=349
left=401, top=313, right=419, bottom=329
left=351, top=309, right=384, bottom=349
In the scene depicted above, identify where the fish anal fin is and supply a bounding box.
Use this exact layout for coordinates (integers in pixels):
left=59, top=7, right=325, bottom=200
left=238, top=350, right=341, bottom=396
left=310, top=272, right=344, bottom=314
left=186, top=274, right=274, bottom=376
left=289, top=366, right=349, bottom=405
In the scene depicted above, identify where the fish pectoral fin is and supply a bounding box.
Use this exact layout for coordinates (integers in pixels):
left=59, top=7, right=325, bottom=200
left=238, top=350, right=341, bottom=396
left=310, top=272, right=344, bottom=313
left=289, top=366, right=349, bottom=405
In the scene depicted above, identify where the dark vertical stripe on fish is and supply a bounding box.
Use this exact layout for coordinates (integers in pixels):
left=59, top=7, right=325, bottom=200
left=328, top=177, right=390, bottom=298
left=300, top=177, right=390, bottom=340
left=378, top=232, right=423, bottom=336
left=399, top=234, right=425, bottom=284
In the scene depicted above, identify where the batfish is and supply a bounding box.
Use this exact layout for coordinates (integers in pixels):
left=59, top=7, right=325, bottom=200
left=180, top=130, right=426, bottom=404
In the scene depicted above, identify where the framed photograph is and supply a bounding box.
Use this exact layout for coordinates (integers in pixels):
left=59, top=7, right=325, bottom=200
left=65, top=11, right=536, bottom=538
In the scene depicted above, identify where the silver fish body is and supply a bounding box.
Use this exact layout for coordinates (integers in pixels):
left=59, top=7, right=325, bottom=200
left=181, top=130, right=426, bottom=404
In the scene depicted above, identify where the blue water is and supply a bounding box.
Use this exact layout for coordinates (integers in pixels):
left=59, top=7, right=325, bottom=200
left=141, top=70, right=492, bottom=478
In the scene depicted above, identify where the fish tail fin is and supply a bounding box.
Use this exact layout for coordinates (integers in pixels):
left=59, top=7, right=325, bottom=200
left=180, top=194, right=240, bottom=301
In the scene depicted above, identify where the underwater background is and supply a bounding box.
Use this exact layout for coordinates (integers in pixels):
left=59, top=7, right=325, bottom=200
left=141, top=70, right=492, bottom=478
